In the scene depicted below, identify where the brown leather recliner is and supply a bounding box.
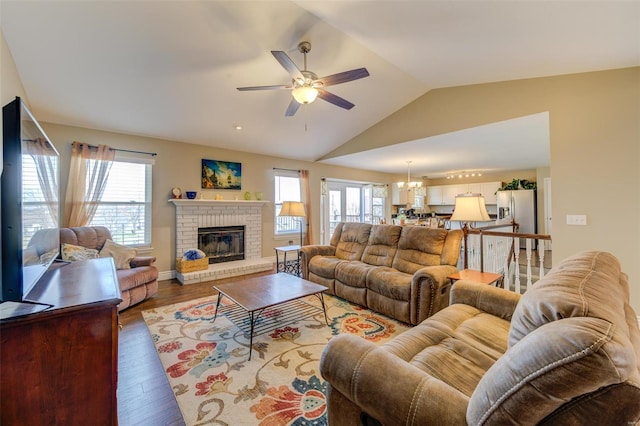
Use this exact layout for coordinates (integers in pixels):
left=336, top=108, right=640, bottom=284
left=59, top=226, right=158, bottom=311
left=320, top=250, right=640, bottom=425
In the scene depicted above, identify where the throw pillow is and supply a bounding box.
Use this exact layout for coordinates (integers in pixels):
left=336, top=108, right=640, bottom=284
left=61, top=243, right=99, bottom=262
left=99, top=239, right=136, bottom=270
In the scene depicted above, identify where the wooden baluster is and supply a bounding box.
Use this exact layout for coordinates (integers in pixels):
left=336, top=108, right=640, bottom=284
left=538, top=241, right=546, bottom=280
left=525, top=239, right=533, bottom=290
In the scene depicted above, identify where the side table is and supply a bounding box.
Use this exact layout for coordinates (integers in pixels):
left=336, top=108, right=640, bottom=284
left=448, top=269, right=503, bottom=287
left=275, top=244, right=301, bottom=276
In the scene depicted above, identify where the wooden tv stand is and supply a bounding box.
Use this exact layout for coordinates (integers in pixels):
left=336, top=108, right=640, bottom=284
left=0, top=258, right=121, bottom=425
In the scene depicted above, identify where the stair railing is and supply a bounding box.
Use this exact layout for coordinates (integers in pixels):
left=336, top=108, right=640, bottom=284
left=464, top=223, right=552, bottom=294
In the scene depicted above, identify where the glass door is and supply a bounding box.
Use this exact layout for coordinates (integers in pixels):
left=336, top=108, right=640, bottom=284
left=321, top=180, right=386, bottom=244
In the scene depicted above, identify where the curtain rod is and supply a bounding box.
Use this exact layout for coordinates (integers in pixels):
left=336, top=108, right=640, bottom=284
left=79, top=142, right=157, bottom=157
left=273, top=167, right=300, bottom=172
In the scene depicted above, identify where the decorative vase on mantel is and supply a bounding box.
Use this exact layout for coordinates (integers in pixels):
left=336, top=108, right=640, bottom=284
left=244, top=191, right=251, bottom=200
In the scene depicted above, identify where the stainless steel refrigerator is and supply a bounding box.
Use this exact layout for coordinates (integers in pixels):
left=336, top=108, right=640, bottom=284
left=497, top=189, right=537, bottom=248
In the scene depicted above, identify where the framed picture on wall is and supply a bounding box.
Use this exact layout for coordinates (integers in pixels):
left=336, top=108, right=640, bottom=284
left=201, top=159, right=242, bottom=189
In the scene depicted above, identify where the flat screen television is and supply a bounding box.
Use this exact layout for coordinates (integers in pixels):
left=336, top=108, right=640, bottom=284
left=1, top=97, right=60, bottom=302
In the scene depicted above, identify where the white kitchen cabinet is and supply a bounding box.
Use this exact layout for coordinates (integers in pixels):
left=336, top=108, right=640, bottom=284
left=481, top=181, right=502, bottom=204
left=467, top=183, right=482, bottom=194
left=426, top=186, right=443, bottom=205
left=443, top=184, right=466, bottom=204
left=428, top=184, right=467, bottom=205
left=427, top=181, right=503, bottom=206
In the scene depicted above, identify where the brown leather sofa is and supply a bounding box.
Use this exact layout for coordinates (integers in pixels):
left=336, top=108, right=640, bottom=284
left=320, top=250, right=640, bottom=425
left=60, top=226, right=158, bottom=311
left=300, top=222, right=463, bottom=325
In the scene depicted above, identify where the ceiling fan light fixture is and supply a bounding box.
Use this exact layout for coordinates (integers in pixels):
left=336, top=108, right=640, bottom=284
left=292, top=86, right=319, bottom=104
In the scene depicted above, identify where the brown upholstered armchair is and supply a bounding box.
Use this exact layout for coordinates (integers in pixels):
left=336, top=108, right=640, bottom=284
left=59, top=226, right=158, bottom=311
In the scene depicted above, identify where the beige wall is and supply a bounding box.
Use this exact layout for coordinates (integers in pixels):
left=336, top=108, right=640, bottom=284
left=39, top=122, right=398, bottom=274
left=1, top=30, right=30, bottom=170
left=332, top=67, right=640, bottom=312
left=1, top=31, right=28, bottom=108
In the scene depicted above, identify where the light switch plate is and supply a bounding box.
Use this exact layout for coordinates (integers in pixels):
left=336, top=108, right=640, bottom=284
left=566, top=214, right=587, bottom=225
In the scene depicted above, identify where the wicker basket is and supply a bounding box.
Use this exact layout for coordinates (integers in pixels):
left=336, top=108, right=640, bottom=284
left=176, top=257, right=209, bottom=273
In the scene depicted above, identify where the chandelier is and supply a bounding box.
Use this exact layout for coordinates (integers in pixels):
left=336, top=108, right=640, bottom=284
left=397, top=161, right=424, bottom=208
left=397, top=161, right=423, bottom=189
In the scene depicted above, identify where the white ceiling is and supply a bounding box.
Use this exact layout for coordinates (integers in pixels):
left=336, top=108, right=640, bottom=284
left=2, top=1, right=638, bottom=177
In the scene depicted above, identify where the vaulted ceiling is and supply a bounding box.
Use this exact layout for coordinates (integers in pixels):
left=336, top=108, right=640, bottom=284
left=2, top=1, right=638, bottom=176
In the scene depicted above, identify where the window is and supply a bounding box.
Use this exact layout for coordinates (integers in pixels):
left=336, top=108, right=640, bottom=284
left=87, top=156, right=153, bottom=246
left=274, top=170, right=300, bottom=236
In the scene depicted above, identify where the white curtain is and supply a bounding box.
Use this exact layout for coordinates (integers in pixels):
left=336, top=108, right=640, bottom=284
left=26, top=138, right=59, bottom=223
left=299, top=169, right=313, bottom=244
left=64, top=141, right=114, bottom=227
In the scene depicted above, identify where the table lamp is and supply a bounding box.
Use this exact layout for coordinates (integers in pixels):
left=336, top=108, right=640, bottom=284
left=450, top=193, right=491, bottom=270
left=278, top=201, right=306, bottom=246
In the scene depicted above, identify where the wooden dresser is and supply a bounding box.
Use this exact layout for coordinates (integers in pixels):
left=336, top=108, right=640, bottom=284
left=1, top=258, right=121, bottom=425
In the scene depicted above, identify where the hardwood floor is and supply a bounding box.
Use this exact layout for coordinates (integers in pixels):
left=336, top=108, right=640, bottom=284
left=117, top=267, right=275, bottom=426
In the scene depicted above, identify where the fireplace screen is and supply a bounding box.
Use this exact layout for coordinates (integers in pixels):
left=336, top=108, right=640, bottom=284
left=198, top=226, right=245, bottom=264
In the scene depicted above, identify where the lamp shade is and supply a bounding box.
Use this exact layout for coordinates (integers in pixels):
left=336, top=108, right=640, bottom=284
left=292, top=86, right=318, bottom=104
left=279, top=201, right=306, bottom=217
left=450, top=193, right=491, bottom=222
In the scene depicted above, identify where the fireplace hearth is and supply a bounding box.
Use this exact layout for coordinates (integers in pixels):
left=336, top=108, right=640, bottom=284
left=198, top=226, right=245, bottom=264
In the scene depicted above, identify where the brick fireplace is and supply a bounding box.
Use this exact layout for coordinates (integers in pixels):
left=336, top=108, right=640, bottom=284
left=170, top=199, right=272, bottom=284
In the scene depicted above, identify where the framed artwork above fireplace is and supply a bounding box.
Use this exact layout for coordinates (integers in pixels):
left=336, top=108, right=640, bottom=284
left=201, top=159, right=242, bottom=190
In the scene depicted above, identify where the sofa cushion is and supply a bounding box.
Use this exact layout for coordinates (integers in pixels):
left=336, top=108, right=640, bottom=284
left=509, top=251, right=635, bottom=347
left=60, top=226, right=111, bottom=251
left=360, top=224, right=401, bottom=267
left=392, top=227, right=447, bottom=274
left=61, top=243, right=99, bottom=262
left=99, top=239, right=136, bottom=270
left=366, top=267, right=412, bottom=302
left=385, top=303, right=510, bottom=398
left=334, top=222, right=372, bottom=261
left=335, top=261, right=375, bottom=289
left=117, top=265, right=159, bottom=292
left=308, top=256, right=344, bottom=280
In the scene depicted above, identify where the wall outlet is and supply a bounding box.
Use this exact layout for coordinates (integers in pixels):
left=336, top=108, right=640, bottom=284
left=566, top=214, right=587, bottom=226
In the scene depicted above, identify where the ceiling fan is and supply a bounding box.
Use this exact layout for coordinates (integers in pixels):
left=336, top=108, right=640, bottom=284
left=237, top=41, right=370, bottom=116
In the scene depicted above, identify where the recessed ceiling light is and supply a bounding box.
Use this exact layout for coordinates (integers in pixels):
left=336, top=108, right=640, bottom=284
left=233, top=124, right=243, bottom=131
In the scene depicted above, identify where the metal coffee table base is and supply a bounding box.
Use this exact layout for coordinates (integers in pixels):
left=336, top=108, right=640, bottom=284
left=211, top=274, right=329, bottom=361
left=213, top=292, right=327, bottom=360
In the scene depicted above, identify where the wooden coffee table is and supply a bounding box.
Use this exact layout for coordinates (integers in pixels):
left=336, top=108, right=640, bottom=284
left=212, top=273, right=328, bottom=360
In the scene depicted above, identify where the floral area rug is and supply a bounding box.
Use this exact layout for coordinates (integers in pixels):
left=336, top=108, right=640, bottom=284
left=142, top=292, right=411, bottom=426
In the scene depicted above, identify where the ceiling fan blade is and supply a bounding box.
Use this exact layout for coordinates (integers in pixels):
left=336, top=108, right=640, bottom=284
left=237, top=84, right=291, bottom=91
left=285, top=98, right=301, bottom=116
left=271, top=50, right=304, bottom=81
left=317, top=89, right=355, bottom=110
left=316, top=68, right=370, bottom=87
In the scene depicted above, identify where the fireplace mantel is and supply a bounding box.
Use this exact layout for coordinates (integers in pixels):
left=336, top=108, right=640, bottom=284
left=169, top=199, right=269, bottom=207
